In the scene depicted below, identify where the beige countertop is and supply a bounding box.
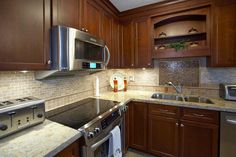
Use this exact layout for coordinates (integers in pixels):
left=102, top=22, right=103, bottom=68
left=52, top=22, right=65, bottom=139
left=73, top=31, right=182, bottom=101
left=0, top=120, right=81, bottom=157
left=97, top=90, right=236, bottom=113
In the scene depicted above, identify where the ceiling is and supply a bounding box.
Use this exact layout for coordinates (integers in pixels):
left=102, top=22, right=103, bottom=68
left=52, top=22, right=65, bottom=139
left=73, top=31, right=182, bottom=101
left=109, top=0, right=166, bottom=12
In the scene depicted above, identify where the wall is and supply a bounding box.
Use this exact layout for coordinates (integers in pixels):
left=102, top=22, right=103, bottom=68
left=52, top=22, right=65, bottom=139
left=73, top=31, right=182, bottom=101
left=1, top=58, right=236, bottom=110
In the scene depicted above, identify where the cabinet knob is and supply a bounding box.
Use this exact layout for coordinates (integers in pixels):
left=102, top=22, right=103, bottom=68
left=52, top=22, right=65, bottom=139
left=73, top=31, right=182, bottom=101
left=175, top=123, right=179, bottom=126
left=180, top=124, right=184, bottom=127
left=81, top=28, right=85, bottom=31
left=47, top=60, right=52, bottom=65
left=131, top=64, right=134, bottom=67
left=148, top=63, right=151, bottom=66
left=85, top=29, right=88, bottom=32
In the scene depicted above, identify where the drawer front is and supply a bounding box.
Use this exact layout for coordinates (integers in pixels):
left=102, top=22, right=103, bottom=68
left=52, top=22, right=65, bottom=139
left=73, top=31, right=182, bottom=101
left=181, top=108, right=219, bottom=124
left=149, top=104, right=179, bottom=118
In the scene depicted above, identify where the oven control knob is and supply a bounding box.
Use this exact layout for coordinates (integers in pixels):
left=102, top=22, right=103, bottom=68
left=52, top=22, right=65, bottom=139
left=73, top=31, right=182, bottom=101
left=94, top=128, right=100, bottom=134
left=0, top=124, right=8, bottom=131
left=87, top=132, right=95, bottom=139
left=37, top=113, right=43, bottom=118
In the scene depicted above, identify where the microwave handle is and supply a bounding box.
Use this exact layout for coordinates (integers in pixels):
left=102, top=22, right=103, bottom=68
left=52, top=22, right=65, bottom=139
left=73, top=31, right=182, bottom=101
left=104, top=45, right=110, bottom=66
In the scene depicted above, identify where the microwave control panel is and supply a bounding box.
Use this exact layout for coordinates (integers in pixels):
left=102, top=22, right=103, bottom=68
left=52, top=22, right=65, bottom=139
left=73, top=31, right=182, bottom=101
left=82, top=62, right=102, bottom=69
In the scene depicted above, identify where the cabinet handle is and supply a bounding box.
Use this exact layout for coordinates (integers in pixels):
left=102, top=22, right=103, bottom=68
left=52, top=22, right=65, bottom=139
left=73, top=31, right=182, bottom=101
left=193, top=113, right=204, bottom=117
left=180, top=124, right=184, bottom=127
left=85, top=29, right=88, bottom=32
left=47, top=60, right=52, bottom=65
left=81, top=28, right=85, bottom=31
left=148, top=63, right=151, bottom=66
left=131, top=64, right=134, bottom=67
left=175, top=123, right=179, bottom=126
left=159, top=109, right=169, bottom=113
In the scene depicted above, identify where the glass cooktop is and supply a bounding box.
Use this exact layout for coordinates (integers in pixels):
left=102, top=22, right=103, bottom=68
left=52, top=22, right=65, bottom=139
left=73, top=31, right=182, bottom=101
left=46, top=98, right=120, bottom=129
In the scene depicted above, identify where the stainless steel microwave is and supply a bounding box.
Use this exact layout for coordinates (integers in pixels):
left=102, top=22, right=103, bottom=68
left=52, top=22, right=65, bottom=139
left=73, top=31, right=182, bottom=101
left=219, top=84, right=236, bottom=101
left=35, top=26, right=110, bottom=80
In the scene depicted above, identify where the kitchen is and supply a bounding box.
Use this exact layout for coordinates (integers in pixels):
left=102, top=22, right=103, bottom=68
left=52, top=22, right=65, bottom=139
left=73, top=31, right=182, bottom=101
left=0, top=0, right=236, bottom=157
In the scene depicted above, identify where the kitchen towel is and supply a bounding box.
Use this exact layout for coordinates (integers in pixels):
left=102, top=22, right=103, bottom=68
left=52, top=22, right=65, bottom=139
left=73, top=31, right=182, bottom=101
left=108, top=126, right=122, bottom=157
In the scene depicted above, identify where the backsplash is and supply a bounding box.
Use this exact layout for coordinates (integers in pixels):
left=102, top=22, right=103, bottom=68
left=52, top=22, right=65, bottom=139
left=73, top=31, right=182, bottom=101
left=0, top=58, right=236, bottom=110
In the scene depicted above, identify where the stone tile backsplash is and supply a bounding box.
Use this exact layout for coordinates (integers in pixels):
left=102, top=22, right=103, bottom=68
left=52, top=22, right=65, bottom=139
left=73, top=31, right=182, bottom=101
left=0, top=58, right=236, bottom=110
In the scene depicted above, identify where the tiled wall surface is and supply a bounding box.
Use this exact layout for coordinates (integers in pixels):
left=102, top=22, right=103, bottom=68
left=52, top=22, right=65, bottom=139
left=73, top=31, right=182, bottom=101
left=0, top=58, right=236, bottom=110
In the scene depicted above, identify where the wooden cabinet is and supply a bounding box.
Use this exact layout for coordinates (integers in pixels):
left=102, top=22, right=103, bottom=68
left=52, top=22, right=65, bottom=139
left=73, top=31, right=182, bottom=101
left=55, top=140, right=80, bottom=157
left=82, top=0, right=102, bottom=37
left=148, top=115, right=179, bottom=157
left=121, top=22, right=135, bottom=68
left=124, top=102, right=130, bottom=153
left=179, top=108, right=219, bottom=157
left=209, top=0, right=236, bottom=67
left=134, top=18, right=152, bottom=68
left=111, top=20, right=121, bottom=68
left=0, top=0, right=51, bottom=70
left=52, top=0, right=81, bottom=29
left=129, top=101, right=148, bottom=151
left=179, top=120, right=218, bottom=157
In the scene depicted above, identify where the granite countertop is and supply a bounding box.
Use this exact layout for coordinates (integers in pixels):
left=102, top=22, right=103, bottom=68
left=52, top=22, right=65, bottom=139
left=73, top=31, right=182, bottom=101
left=97, top=90, right=236, bottom=113
left=0, top=120, right=82, bottom=157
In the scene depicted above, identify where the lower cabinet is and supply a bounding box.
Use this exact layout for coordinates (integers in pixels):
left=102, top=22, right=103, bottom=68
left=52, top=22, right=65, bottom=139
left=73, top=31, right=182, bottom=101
left=148, top=115, right=178, bottom=157
left=129, top=101, right=148, bottom=152
left=55, top=140, right=80, bottom=157
left=125, top=102, right=219, bottom=157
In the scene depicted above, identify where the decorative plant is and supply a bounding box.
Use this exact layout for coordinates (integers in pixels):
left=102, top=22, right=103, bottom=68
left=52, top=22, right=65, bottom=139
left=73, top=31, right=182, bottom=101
left=167, top=41, right=187, bottom=51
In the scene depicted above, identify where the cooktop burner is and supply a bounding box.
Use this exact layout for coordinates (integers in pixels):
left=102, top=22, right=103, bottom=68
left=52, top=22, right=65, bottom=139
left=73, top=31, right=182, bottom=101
left=46, top=98, right=120, bottom=129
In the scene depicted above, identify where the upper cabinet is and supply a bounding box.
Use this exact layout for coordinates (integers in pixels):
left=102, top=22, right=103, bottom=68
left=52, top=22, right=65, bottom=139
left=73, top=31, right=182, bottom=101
left=0, top=0, right=51, bottom=70
left=209, top=0, right=236, bottom=67
left=52, top=0, right=81, bottom=29
left=152, top=7, right=211, bottom=59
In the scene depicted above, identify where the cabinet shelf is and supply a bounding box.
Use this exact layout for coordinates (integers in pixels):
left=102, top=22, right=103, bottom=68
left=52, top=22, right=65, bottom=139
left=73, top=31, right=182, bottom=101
left=154, top=32, right=207, bottom=45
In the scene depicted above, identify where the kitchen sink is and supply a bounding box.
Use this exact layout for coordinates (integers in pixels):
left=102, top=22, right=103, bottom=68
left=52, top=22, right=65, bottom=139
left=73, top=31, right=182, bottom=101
left=151, top=93, right=184, bottom=101
left=184, top=96, right=214, bottom=104
left=151, top=93, right=214, bottom=104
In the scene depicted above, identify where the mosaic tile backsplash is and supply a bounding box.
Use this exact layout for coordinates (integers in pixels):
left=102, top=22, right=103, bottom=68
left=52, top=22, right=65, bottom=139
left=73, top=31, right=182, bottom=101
left=159, top=59, right=200, bottom=86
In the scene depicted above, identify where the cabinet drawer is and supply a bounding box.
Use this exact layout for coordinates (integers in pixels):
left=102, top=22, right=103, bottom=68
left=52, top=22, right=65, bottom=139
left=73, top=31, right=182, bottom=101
left=181, top=108, right=219, bottom=124
left=149, top=104, right=179, bottom=118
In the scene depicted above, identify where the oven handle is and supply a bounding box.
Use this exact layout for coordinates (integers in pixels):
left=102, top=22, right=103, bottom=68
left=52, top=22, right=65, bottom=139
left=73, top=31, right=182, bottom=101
left=90, top=133, right=111, bottom=151
left=104, top=45, right=110, bottom=66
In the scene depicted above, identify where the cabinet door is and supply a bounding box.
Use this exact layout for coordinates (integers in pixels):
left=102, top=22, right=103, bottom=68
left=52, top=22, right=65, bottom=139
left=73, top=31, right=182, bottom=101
left=52, top=0, right=80, bottom=29
left=210, top=0, right=236, bottom=67
left=148, top=115, right=178, bottom=157
left=134, top=18, right=152, bottom=68
left=124, top=103, right=130, bottom=152
left=101, top=12, right=113, bottom=67
left=111, top=20, right=121, bottom=68
left=121, top=22, right=135, bottom=68
left=83, top=0, right=101, bottom=37
left=55, top=141, right=80, bottom=157
left=180, top=120, right=218, bottom=157
left=129, top=102, right=148, bottom=151
left=0, top=0, right=51, bottom=70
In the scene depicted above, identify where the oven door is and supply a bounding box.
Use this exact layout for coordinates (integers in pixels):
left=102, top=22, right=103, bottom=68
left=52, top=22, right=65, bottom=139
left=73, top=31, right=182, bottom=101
left=83, top=117, right=124, bottom=157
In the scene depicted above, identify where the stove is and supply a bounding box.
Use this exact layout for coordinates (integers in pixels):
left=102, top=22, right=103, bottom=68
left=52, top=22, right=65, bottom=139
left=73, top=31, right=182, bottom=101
left=0, top=97, right=45, bottom=139
left=46, top=98, right=128, bottom=157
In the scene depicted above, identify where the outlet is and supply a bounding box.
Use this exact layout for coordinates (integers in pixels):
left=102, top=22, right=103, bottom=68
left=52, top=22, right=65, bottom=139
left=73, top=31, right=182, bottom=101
left=129, top=76, right=135, bottom=82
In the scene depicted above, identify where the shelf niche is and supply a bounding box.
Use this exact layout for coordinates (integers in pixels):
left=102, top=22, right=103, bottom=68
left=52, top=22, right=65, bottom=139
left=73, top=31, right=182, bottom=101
left=152, top=13, right=210, bottom=59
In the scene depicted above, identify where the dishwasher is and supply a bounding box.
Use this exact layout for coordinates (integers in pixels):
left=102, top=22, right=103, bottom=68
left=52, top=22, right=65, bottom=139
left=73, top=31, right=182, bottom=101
left=220, top=112, right=236, bottom=157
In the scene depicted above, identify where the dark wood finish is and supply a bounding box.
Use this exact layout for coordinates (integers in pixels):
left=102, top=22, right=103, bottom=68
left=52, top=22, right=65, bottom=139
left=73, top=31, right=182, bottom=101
left=121, top=22, right=135, bottom=68
left=55, top=141, right=80, bottom=157
left=181, top=107, right=219, bottom=124
left=149, top=104, right=179, bottom=118
left=83, top=0, right=102, bottom=37
left=124, top=102, right=131, bottom=153
left=179, top=120, right=218, bottom=157
left=148, top=115, right=178, bottom=157
left=111, top=20, right=121, bottom=68
left=134, top=18, right=152, bottom=68
left=209, top=0, right=236, bottom=67
left=101, top=12, right=113, bottom=66
left=0, top=0, right=51, bottom=70
left=129, top=101, right=148, bottom=151
left=52, top=0, right=80, bottom=28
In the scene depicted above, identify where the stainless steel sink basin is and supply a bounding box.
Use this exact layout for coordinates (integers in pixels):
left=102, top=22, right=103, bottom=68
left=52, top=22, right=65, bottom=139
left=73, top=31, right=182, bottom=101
left=151, top=93, right=214, bottom=104
left=151, top=93, right=184, bottom=101
left=184, top=96, right=214, bottom=104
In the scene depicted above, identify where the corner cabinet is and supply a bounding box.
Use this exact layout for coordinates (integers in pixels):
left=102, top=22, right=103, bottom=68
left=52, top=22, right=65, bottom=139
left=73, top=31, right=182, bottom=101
left=0, top=0, right=51, bottom=70
left=209, top=0, right=236, bottom=67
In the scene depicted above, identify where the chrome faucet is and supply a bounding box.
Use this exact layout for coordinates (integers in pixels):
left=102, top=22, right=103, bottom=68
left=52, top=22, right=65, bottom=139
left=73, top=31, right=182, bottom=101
left=166, top=82, right=183, bottom=94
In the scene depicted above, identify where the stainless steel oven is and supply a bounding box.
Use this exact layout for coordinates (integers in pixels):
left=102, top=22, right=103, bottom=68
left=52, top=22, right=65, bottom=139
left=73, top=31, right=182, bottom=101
left=82, top=115, right=125, bottom=157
